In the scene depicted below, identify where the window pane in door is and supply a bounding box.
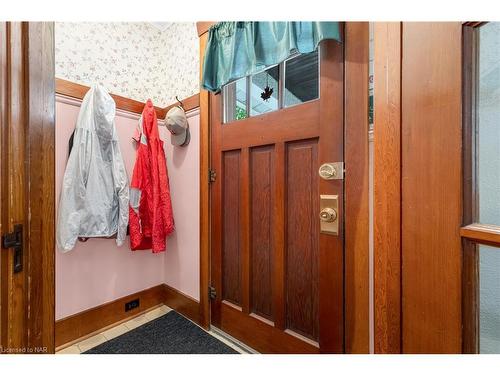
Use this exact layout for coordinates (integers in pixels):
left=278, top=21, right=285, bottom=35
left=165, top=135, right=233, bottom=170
left=250, top=65, right=279, bottom=116
left=480, top=245, right=500, bottom=353
left=477, top=22, right=500, bottom=226
left=284, top=50, right=319, bottom=108
left=223, top=78, right=248, bottom=123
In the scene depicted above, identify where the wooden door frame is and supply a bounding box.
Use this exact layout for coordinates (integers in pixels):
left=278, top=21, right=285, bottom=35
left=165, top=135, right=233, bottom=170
left=372, top=22, right=402, bottom=354
left=0, top=22, right=55, bottom=353
left=17, top=20, right=472, bottom=355
left=197, top=22, right=370, bottom=353
left=373, top=22, right=465, bottom=354
left=461, top=22, right=479, bottom=354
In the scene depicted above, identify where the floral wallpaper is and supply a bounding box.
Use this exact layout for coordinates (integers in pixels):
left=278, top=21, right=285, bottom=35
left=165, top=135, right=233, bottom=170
left=55, top=22, right=199, bottom=107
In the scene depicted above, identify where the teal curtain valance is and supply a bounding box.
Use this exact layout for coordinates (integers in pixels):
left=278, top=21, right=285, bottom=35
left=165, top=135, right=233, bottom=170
left=201, top=21, right=342, bottom=92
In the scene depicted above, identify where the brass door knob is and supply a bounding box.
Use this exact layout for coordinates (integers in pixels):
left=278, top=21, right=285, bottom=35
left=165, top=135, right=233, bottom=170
left=319, top=207, right=337, bottom=222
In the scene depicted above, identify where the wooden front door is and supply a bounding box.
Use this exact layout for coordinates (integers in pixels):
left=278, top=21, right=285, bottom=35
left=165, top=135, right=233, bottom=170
left=210, top=39, right=344, bottom=353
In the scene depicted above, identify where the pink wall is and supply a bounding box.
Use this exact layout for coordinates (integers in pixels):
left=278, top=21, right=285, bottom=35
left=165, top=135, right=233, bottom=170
left=163, top=110, right=200, bottom=301
left=55, top=96, right=200, bottom=320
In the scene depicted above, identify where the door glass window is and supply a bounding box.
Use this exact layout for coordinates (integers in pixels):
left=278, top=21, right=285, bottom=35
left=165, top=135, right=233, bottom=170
left=477, top=22, right=500, bottom=226
left=223, top=77, right=248, bottom=123
left=464, top=22, right=500, bottom=354
left=222, top=49, right=320, bottom=123
left=250, top=65, right=280, bottom=116
left=478, top=22, right=500, bottom=353
left=480, top=245, right=500, bottom=353
left=284, top=51, right=319, bottom=108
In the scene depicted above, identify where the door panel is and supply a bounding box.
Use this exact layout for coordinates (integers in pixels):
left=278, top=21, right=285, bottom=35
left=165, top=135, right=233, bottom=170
left=222, top=150, right=242, bottom=306
left=250, top=145, right=274, bottom=321
left=210, top=39, right=344, bottom=353
left=285, top=139, right=319, bottom=341
left=220, top=102, right=319, bottom=151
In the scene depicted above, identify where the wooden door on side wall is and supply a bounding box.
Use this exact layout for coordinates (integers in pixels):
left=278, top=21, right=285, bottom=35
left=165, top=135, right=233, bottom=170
left=210, top=39, right=344, bottom=353
left=0, top=22, right=55, bottom=353
left=0, top=21, right=27, bottom=354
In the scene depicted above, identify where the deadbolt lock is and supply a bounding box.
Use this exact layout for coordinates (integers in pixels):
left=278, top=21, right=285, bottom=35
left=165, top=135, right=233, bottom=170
left=319, top=207, right=337, bottom=222
left=318, top=162, right=344, bottom=180
left=320, top=195, right=339, bottom=235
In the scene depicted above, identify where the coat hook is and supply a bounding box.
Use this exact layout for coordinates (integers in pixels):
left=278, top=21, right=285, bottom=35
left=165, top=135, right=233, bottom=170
left=175, top=96, right=185, bottom=110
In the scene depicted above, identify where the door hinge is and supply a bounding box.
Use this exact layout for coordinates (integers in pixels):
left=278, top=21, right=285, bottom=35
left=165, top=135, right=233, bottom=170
left=209, top=169, right=217, bottom=183
left=2, top=224, right=23, bottom=273
left=209, top=286, right=217, bottom=300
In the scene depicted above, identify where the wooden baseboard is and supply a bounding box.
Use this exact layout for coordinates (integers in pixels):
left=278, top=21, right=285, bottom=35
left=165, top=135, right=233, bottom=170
left=163, top=284, right=201, bottom=325
left=55, top=283, right=201, bottom=349
left=55, top=284, right=165, bottom=348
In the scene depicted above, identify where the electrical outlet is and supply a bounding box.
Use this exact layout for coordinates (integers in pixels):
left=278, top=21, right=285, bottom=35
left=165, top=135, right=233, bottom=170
left=125, top=298, right=140, bottom=312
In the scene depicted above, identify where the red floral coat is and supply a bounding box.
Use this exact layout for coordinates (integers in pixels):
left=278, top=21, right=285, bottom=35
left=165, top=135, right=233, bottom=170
left=129, top=100, right=174, bottom=252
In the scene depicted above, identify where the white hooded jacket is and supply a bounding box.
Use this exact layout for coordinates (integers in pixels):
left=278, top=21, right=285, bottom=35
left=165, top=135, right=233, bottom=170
left=57, top=84, right=129, bottom=252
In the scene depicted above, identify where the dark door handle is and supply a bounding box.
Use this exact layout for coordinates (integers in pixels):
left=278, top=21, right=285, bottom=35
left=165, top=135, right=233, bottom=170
left=2, top=224, right=23, bottom=273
